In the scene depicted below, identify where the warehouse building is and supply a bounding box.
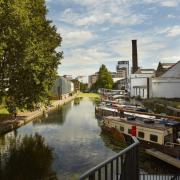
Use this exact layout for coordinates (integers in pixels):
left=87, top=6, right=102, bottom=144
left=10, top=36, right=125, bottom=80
left=51, top=76, right=74, bottom=100
left=152, top=61, right=180, bottom=98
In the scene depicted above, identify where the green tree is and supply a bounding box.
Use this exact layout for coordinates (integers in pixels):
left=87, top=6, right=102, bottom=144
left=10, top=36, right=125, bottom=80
left=80, top=83, right=88, bottom=92
left=93, top=64, right=113, bottom=90
left=0, top=0, right=63, bottom=113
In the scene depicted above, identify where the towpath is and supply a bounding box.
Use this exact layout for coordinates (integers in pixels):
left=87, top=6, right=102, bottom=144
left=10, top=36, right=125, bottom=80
left=0, top=94, right=78, bottom=135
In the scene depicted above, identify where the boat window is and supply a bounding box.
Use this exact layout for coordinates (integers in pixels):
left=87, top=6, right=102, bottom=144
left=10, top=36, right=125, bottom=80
left=128, top=129, right=131, bottom=134
left=150, top=134, right=158, bottom=142
left=120, top=126, right=124, bottom=132
left=138, top=131, right=144, bottom=139
left=164, top=134, right=172, bottom=143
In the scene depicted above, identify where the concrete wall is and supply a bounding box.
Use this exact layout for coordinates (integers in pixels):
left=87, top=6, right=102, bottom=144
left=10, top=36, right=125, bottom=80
left=51, top=77, right=74, bottom=99
left=152, top=61, right=180, bottom=98
left=130, top=77, right=147, bottom=98
left=130, top=74, right=153, bottom=99
left=152, top=78, right=180, bottom=98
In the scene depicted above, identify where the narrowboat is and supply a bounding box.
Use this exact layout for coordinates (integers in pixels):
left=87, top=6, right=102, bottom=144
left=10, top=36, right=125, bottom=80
left=100, top=115, right=180, bottom=158
left=96, top=104, right=180, bottom=157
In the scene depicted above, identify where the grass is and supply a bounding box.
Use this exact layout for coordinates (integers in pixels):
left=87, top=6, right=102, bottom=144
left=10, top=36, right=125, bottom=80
left=77, top=92, right=100, bottom=98
left=143, top=98, right=180, bottom=109
left=0, top=106, right=9, bottom=115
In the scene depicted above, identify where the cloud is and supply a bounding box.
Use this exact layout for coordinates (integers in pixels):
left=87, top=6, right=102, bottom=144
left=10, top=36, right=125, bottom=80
left=58, top=27, right=94, bottom=47
left=63, top=47, right=112, bottom=66
left=59, top=1, right=147, bottom=27
left=166, top=26, right=180, bottom=37
left=167, top=14, right=176, bottom=18
left=141, top=0, right=179, bottom=7
left=157, top=26, right=180, bottom=37
left=160, top=1, right=178, bottom=7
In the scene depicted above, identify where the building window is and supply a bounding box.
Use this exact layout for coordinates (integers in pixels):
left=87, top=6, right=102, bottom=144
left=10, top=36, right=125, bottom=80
left=138, top=131, right=144, bottom=139
left=142, top=89, right=144, bottom=97
left=120, top=126, right=124, bottom=132
left=150, top=134, right=158, bottom=142
left=128, top=129, right=131, bottom=134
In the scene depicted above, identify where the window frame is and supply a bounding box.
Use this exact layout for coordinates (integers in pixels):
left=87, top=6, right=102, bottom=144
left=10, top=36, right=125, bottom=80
left=138, top=131, right=144, bottom=139
left=150, top=134, right=158, bottom=142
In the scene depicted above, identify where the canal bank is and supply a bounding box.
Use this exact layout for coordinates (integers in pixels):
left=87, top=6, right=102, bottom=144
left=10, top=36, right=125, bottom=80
left=0, top=93, right=78, bottom=135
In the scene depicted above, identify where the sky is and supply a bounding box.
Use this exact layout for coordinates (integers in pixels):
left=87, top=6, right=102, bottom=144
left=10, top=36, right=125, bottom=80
left=45, top=0, right=180, bottom=78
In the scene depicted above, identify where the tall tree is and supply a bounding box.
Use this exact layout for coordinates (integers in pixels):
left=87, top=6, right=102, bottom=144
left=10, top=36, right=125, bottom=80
left=94, top=64, right=113, bottom=90
left=0, top=0, right=63, bottom=112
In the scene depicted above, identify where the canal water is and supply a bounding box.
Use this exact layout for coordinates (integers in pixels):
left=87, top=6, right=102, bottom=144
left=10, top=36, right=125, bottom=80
left=0, top=97, right=178, bottom=180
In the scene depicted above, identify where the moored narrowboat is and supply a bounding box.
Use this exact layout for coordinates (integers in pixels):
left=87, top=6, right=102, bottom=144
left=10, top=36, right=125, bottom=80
left=100, top=115, right=180, bottom=158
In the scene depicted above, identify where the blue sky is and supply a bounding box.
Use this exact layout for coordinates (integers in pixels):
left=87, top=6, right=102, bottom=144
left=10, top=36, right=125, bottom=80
left=45, top=0, right=180, bottom=78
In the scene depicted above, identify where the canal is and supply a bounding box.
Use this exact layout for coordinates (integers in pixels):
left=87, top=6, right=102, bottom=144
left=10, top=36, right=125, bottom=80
left=0, top=97, right=178, bottom=180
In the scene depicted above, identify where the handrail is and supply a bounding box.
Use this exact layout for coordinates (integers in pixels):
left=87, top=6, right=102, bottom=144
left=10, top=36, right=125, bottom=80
left=165, top=142, right=180, bottom=147
left=79, top=136, right=139, bottom=180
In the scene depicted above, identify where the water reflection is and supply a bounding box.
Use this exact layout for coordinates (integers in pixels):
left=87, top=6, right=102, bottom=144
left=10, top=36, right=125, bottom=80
left=0, top=97, right=177, bottom=180
left=100, top=130, right=127, bottom=152
left=74, top=97, right=83, bottom=105
left=34, top=102, right=72, bottom=125
left=0, top=133, right=57, bottom=180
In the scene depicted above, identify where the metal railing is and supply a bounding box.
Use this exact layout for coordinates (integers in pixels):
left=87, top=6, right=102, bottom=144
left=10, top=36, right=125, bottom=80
left=79, top=136, right=139, bottom=180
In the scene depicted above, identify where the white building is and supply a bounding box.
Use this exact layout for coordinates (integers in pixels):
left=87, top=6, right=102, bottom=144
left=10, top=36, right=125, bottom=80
left=152, top=61, right=180, bottom=98
left=130, top=69, right=155, bottom=99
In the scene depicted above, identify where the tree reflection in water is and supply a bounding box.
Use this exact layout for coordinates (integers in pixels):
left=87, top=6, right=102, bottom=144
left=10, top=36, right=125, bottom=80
left=0, top=133, right=57, bottom=180
left=74, top=97, right=83, bottom=106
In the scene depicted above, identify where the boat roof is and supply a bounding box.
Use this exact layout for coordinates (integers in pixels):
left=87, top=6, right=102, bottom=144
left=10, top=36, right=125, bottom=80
left=104, top=116, right=175, bottom=131
left=98, top=106, right=180, bottom=125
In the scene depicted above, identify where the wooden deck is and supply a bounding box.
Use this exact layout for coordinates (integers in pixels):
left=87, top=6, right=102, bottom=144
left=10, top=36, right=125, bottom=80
left=146, top=149, right=180, bottom=169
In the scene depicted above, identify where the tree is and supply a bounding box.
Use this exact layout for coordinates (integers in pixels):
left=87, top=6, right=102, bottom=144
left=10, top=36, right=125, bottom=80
left=93, top=64, right=113, bottom=90
left=80, top=83, right=88, bottom=92
left=0, top=0, right=63, bottom=113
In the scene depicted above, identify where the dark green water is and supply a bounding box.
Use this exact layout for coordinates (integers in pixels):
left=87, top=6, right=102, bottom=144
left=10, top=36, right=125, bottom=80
left=0, top=98, right=178, bottom=180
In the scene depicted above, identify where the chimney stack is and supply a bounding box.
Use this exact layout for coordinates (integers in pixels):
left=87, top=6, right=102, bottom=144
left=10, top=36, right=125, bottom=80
left=132, top=40, right=138, bottom=74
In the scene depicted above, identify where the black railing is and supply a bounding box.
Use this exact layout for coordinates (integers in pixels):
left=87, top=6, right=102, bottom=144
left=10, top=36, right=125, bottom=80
left=79, top=136, right=139, bottom=180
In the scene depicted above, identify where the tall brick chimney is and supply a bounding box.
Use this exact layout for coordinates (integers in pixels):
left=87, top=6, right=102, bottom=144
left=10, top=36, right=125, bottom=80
left=131, top=40, right=138, bottom=74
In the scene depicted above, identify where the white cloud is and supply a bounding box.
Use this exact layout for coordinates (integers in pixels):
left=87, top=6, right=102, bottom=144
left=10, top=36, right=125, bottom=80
left=157, top=26, right=180, bottom=37
left=63, top=47, right=112, bottom=66
left=167, top=14, right=176, bottom=18
left=58, top=27, right=94, bottom=46
left=59, top=1, right=147, bottom=27
left=166, top=26, right=180, bottom=37
left=160, top=1, right=178, bottom=7
left=76, top=13, right=111, bottom=26
left=141, top=0, right=179, bottom=7
left=59, top=47, right=114, bottom=76
left=161, top=56, right=180, bottom=62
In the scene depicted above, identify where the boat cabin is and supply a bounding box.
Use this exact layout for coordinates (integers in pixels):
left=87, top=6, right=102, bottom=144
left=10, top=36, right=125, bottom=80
left=103, top=116, right=179, bottom=146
